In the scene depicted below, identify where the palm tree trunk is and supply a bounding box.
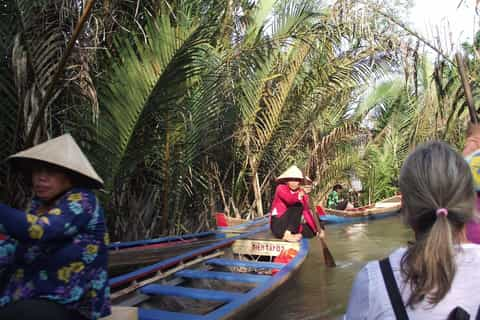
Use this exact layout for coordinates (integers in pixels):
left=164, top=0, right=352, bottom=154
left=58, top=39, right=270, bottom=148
left=160, top=129, right=170, bottom=233
left=252, top=171, right=263, bottom=217
left=249, top=158, right=263, bottom=218
left=207, top=166, right=216, bottom=220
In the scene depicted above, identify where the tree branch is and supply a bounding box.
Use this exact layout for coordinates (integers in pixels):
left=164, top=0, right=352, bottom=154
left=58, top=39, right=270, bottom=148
left=26, top=0, right=97, bottom=147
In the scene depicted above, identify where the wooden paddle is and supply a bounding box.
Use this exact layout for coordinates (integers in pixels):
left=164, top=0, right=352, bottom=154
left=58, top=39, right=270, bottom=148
left=310, top=206, right=336, bottom=267
left=455, top=52, right=478, bottom=124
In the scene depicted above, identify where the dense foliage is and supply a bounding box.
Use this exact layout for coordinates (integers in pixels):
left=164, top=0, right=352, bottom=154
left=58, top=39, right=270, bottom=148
left=0, top=0, right=476, bottom=240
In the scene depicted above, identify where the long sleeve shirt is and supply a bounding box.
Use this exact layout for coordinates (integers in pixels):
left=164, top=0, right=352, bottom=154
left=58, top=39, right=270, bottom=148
left=327, top=190, right=339, bottom=209
left=269, top=184, right=317, bottom=233
left=0, top=188, right=111, bottom=319
left=345, top=244, right=480, bottom=319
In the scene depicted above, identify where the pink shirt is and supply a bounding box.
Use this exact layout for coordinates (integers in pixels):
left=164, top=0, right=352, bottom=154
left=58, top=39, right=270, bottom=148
left=269, top=184, right=317, bottom=233
left=466, top=195, right=480, bottom=244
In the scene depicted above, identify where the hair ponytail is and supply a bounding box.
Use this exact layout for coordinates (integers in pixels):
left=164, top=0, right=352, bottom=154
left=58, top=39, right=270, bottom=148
left=399, top=141, right=475, bottom=307
left=401, top=212, right=456, bottom=306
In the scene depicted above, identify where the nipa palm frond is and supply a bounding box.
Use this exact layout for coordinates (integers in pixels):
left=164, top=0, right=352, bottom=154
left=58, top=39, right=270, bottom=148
left=94, top=13, right=214, bottom=188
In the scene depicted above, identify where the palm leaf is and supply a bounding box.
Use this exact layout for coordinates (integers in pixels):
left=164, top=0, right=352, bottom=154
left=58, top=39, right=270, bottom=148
left=94, top=13, right=213, bottom=188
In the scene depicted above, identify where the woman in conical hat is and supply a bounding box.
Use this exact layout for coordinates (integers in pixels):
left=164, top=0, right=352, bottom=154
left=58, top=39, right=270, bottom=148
left=269, top=165, right=320, bottom=242
left=0, top=134, right=110, bottom=320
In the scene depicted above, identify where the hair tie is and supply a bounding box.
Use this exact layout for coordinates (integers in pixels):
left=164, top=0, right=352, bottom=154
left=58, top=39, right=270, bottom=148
left=436, top=208, right=448, bottom=217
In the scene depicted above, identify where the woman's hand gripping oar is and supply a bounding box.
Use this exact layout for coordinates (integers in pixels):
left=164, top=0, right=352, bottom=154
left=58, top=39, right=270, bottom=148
left=311, top=207, right=336, bottom=267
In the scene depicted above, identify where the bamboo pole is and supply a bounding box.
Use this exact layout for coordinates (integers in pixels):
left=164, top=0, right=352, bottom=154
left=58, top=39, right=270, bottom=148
left=455, top=53, right=478, bottom=124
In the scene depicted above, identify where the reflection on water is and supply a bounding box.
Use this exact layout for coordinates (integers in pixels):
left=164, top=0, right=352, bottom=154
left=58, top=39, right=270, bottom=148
left=253, top=216, right=412, bottom=320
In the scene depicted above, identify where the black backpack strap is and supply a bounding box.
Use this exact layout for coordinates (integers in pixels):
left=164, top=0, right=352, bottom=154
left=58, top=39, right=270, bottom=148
left=379, top=258, right=409, bottom=320
left=447, top=307, right=470, bottom=320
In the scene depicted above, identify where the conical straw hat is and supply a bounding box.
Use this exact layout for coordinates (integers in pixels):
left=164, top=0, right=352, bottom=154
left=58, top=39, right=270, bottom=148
left=8, top=133, right=104, bottom=189
left=276, top=165, right=304, bottom=182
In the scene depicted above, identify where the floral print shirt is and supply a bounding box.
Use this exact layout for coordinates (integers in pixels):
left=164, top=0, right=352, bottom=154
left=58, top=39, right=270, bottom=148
left=0, top=188, right=111, bottom=319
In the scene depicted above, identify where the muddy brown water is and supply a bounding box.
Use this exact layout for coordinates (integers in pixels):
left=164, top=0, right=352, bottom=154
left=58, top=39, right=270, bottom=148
left=252, top=216, right=412, bottom=319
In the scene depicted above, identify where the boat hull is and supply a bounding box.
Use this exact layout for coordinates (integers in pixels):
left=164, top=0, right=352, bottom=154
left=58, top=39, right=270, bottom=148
left=108, top=231, right=222, bottom=275
left=320, top=195, right=401, bottom=224
left=108, top=224, right=308, bottom=320
left=216, top=213, right=270, bottom=237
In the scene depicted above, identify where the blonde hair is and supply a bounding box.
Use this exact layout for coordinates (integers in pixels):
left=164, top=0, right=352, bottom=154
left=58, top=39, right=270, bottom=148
left=399, top=141, right=475, bottom=307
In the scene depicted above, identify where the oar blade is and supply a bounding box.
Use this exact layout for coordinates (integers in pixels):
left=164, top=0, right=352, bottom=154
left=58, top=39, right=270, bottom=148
left=322, top=242, right=336, bottom=268
left=311, top=207, right=336, bottom=267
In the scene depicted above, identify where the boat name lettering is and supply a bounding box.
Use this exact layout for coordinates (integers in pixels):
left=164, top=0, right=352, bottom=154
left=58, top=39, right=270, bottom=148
left=251, top=242, right=285, bottom=252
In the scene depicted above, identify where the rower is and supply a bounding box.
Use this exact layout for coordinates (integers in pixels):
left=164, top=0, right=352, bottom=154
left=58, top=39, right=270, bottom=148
left=269, top=165, right=320, bottom=242
left=0, top=134, right=110, bottom=320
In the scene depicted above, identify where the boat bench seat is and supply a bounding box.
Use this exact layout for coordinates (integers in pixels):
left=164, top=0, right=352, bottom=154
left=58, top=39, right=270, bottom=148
left=176, top=269, right=270, bottom=283
left=138, top=308, right=204, bottom=320
left=205, top=258, right=285, bottom=269
left=100, top=306, right=138, bottom=320
left=140, top=284, right=242, bottom=302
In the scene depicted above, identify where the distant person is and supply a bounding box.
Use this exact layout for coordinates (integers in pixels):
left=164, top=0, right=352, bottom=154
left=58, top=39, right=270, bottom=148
left=348, top=189, right=360, bottom=208
left=269, top=166, right=320, bottom=242
left=0, top=134, right=110, bottom=320
left=345, top=141, right=480, bottom=319
left=327, top=184, right=352, bottom=210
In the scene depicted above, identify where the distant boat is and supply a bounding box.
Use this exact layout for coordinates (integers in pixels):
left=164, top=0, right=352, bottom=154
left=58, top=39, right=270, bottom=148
left=108, top=221, right=309, bottom=320
left=215, top=212, right=269, bottom=235
left=320, top=195, right=401, bottom=224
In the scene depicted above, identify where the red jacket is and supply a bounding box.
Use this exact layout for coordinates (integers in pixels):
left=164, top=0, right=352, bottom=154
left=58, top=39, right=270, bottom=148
left=269, top=184, right=317, bottom=233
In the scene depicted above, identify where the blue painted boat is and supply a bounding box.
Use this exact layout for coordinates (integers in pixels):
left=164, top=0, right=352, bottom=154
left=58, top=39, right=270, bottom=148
left=109, top=231, right=219, bottom=250
left=215, top=213, right=269, bottom=235
left=108, top=224, right=309, bottom=319
left=320, top=195, right=401, bottom=225
left=109, top=231, right=223, bottom=272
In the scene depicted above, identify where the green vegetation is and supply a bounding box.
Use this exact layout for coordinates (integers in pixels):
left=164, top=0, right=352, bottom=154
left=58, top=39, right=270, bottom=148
left=0, top=0, right=476, bottom=240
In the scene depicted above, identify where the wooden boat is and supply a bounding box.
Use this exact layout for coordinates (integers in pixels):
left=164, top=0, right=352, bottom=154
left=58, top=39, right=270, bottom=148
left=320, top=195, right=401, bottom=224
left=108, top=224, right=309, bottom=319
left=215, top=212, right=269, bottom=236
left=109, top=214, right=270, bottom=276
left=109, top=231, right=223, bottom=275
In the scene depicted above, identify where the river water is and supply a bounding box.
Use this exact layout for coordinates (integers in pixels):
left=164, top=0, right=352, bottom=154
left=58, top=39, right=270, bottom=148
left=253, top=216, right=413, bottom=320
